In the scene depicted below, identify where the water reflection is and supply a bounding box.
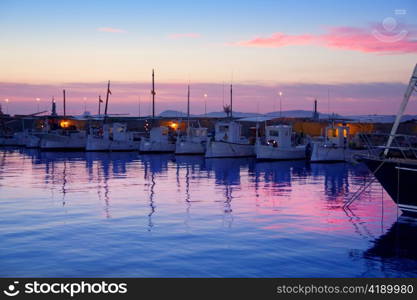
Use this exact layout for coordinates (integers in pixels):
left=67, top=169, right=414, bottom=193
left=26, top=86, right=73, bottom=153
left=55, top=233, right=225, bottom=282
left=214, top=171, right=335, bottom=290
left=1, top=148, right=416, bottom=277
left=365, top=217, right=417, bottom=274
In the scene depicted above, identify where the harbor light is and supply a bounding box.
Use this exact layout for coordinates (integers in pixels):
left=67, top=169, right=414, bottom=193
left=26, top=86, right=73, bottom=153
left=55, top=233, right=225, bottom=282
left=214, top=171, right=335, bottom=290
left=204, top=93, right=208, bottom=116
left=170, top=122, right=178, bottom=130
left=60, top=120, right=70, bottom=128
left=4, top=98, right=9, bottom=114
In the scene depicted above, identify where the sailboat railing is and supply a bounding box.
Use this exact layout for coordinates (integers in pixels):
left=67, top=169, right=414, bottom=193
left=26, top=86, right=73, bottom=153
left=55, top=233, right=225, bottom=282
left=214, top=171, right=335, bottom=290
left=358, top=133, right=417, bottom=160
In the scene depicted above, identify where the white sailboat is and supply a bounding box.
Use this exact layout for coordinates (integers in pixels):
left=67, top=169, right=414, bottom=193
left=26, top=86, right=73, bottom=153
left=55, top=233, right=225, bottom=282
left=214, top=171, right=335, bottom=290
left=87, top=123, right=140, bottom=151
left=175, top=85, right=208, bottom=155
left=310, top=124, right=349, bottom=162
left=256, top=125, right=306, bottom=160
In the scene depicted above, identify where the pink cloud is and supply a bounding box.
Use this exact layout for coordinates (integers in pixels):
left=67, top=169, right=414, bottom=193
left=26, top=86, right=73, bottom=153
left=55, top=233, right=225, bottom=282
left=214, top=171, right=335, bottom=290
left=321, top=25, right=417, bottom=54
left=234, top=24, right=417, bottom=54
left=168, top=33, right=201, bottom=39
left=97, top=27, right=127, bottom=33
left=236, top=32, right=315, bottom=48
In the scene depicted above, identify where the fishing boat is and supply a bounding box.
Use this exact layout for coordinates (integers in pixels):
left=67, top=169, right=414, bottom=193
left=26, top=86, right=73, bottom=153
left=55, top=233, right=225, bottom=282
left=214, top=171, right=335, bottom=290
left=256, top=125, right=306, bottom=160
left=40, top=129, right=87, bottom=150
left=140, top=126, right=176, bottom=153
left=205, top=84, right=255, bottom=158
left=25, top=132, right=45, bottom=148
left=310, top=124, right=349, bottom=162
left=175, top=85, right=208, bottom=155
left=139, top=69, right=177, bottom=153
left=176, top=127, right=207, bottom=155
left=86, top=123, right=140, bottom=151
left=86, top=81, right=140, bottom=151
left=0, top=134, right=20, bottom=146
left=205, top=121, right=254, bottom=158
left=360, top=63, right=417, bottom=215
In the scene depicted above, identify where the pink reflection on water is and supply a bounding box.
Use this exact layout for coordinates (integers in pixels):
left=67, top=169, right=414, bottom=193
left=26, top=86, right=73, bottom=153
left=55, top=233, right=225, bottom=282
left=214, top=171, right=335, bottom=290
left=0, top=149, right=399, bottom=239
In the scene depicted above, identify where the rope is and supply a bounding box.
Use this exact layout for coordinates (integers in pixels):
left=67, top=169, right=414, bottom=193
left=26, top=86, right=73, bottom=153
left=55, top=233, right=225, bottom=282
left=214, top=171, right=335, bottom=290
left=343, top=158, right=386, bottom=209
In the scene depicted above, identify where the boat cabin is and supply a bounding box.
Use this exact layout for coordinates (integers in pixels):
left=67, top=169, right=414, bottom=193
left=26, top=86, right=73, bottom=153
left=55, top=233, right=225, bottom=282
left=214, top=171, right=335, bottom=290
left=265, top=125, right=292, bottom=148
left=150, top=126, right=172, bottom=142
left=189, top=127, right=208, bottom=137
left=324, top=125, right=349, bottom=147
left=214, top=121, right=243, bottom=143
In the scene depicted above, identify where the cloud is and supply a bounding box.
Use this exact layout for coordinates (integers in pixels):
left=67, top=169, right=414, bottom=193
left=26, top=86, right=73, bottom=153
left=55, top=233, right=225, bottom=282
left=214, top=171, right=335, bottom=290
left=168, top=33, right=201, bottom=39
left=97, top=27, right=127, bottom=33
left=234, top=23, right=417, bottom=54
left=236, top=32, right=315, bottom=48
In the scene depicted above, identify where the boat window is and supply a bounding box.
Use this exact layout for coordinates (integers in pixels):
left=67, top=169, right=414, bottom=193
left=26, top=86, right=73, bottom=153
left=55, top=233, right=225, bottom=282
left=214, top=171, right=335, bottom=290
left=269, top=130, right=279, bottom=137
left=327, top=128, right=337, bottom=138
left=219, top=126, right=229, bottom=132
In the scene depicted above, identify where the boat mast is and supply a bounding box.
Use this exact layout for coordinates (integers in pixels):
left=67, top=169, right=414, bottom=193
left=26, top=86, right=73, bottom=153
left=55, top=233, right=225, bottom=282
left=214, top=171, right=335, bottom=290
left=187, top=84, right=190, bottom=136
left=151, top=69, right=156, bottom=120
left=63, top=89, right=66, bottom=117
left=230, top=84, right=233, bottom=119
left=104, top=80, right=111, bottom=121
left=384, top=64, right=417, bottom=156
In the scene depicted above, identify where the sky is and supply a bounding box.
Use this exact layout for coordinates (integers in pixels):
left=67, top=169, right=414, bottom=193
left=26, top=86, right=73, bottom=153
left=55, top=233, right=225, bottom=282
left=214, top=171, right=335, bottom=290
left=0, top=0, right=416, bottom=116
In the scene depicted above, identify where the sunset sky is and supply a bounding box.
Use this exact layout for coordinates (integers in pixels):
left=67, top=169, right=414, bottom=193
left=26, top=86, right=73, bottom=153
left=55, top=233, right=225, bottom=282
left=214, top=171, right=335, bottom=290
left=1, top=0, right=416, bottom=116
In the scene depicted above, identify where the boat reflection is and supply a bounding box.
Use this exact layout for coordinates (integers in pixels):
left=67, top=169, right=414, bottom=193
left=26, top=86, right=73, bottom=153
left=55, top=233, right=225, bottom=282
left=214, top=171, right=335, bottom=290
left=364, top=217, right=417, bottom=276
left=365, top=216, right=417, bottom=260
left=140, top=153, right=175, bottom=175
left=205, top=157, right=254, bottom=186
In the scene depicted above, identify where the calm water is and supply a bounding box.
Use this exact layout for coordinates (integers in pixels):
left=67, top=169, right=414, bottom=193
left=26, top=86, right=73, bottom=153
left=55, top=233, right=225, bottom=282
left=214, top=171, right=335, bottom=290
left=1, top=148, right=416, bottom=278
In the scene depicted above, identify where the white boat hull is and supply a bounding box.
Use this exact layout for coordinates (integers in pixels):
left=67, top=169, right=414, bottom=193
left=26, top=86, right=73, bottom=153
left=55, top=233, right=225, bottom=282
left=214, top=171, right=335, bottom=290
left=256, top=144, right=306, bottom=160
left=205, top=141, right=255, bottom=158
left=310, top=143, right=368, bottom=163
left=40, top=134, right=86, bottom=150
left=175, top=140, right=206, bottom=155
left=26, top=135, right=41, bottom=148
left=14, top=132, right=27, bottom=146
left=86, top=137, right=139, bottom=151
left=139, top=140, right=176, bottom=153
left=0, top=137, right=20, bottom=146
left=310, top=143, right=346, bottom=162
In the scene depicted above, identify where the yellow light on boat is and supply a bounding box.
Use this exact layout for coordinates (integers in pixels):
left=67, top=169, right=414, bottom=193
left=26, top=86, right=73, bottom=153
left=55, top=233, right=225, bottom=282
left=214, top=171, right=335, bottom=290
left=60, top=120, right=70, bottom=128
left=170, top=122, right=178, bottom=130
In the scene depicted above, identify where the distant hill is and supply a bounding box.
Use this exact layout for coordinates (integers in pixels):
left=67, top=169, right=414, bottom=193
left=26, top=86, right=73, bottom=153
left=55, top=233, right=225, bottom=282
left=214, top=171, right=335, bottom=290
left=159, top=109, right=339, bottom=119
left=158, top=110, right=417, bottom=123
left=158, top=110, right=189, bottom=117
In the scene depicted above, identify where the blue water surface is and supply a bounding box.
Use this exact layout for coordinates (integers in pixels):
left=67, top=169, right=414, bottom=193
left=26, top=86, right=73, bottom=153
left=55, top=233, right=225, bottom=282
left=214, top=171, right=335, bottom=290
left=0, top=148, right=416, bottom=277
